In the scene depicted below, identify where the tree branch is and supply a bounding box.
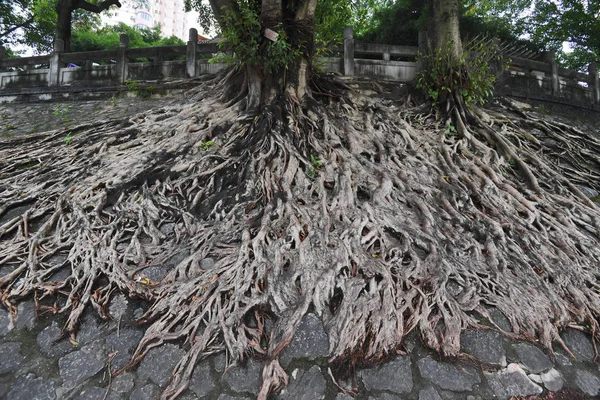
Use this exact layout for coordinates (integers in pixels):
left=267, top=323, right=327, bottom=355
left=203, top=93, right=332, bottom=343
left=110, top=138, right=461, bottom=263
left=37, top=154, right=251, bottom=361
left=76, top=0, right=122, bottom=13
left=0, top=15, right=35, bottom=39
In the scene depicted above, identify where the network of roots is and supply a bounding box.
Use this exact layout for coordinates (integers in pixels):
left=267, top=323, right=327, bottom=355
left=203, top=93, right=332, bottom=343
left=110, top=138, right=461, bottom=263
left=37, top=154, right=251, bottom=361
left=1, top=71, right=600, bottom=399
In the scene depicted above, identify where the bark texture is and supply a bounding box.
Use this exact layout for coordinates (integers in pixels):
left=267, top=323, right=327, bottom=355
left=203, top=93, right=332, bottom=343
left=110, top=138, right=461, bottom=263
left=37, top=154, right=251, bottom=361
left=429, top=0, right=462, bottom=59
left=1, top=74, right=600, bottom=399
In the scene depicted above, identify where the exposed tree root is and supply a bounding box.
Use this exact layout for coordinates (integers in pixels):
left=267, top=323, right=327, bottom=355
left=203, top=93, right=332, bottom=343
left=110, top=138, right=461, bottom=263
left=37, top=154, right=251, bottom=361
left=1, top=72, right=600, bottom=399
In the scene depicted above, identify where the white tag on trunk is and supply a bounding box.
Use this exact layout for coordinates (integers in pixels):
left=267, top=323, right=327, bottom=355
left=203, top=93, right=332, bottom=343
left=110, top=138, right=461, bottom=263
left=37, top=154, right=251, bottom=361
left=264, top=28, right=279, bottom=42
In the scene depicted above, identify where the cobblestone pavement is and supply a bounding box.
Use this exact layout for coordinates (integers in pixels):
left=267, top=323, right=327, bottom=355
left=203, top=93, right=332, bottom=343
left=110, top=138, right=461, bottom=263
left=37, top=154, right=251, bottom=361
left=2, top=96, right=600, bottom=399
left=1, top=297, right=600, bottom=400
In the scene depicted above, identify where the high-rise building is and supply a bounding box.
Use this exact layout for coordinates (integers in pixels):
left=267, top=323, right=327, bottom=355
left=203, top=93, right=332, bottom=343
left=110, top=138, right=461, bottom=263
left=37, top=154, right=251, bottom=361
left=102, top=1, right=200, bottom=42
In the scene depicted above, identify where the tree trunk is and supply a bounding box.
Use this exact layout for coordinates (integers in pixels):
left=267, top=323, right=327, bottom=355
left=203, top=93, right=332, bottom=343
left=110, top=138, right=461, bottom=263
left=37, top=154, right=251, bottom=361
left=210, top=0, right=317, bottom=111
left=429, top=0, right=462, bottom=60
left=55, top=0, right=122, bottom=52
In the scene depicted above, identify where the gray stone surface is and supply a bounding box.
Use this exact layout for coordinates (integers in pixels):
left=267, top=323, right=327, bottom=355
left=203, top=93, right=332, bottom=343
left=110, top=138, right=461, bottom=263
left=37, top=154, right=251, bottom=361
left=461, top=330, right=506, bottom=366
left=488, top=308, right=511, bottom=332
left=555, top=351, right=572, bottom=366
left=0, top=308, right=10, bottom=336
left=335, top=394, right=354, bottom=400
left=221, top=359, right=262, bottom=393
left=58, top=348, right=105, bottom=389
left=6, top=374, right=56, bottom=400
left=575, top=369, right=600, bottom=396
left=0, top=342, right=23, bottom=374
left=419, top=387, right=443, bottom=400
left=105, top=328, right=144, bottom=372
left=562, top=329, right=594, bottom=362
left=367, top=394, right=401, bottom=400
left=485, top=363, right=542, bottom=399
left=14, top=300, right=36, bottom=330
left=76, top=386, right=115, bottom=400
left=37, top=321, right=74, bottom=358
left=417, top=356, right=481, bottom=392
left=360, top=356, right=413, bottom=394
left=111, top=372, right=136, bottom=393
left=130, top=384, right=158, bottom=400
left=189, top=362, right=216, bottom=398
left=216, top=395, right=251, bottom=400
left=512, top=342, right=553, bottom=373
left=541, top=368, right=564, bottom=392
left=137, top=343, right=185, bottom=387
left=280, top=313, right=329, bottom=366
left=278, top=365, right=326, bottom=400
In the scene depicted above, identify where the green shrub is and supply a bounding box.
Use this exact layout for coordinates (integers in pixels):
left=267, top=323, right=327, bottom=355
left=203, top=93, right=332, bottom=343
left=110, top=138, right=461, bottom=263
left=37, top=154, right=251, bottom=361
left=416, top=38, right=507, bottom=106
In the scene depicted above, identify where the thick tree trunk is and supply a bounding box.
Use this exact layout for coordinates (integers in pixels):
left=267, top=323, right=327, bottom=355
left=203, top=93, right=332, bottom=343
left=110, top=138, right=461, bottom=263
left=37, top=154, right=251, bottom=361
left=429, top=0, right=462, bottom=60
left=55, top=0, right=122, bottom=52
left=210, top=0, right=316, bottom=111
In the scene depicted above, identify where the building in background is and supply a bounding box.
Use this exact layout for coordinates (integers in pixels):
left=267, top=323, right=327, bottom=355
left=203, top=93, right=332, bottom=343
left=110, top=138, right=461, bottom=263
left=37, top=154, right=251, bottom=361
left=102, top=0, right=200, bottom=42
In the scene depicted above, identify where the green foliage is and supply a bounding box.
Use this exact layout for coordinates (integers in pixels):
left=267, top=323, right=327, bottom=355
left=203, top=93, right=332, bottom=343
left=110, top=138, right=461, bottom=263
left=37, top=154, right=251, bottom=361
left=53, top=103, right=70, bottom=121
left=64, top=133, right=73, bottom=144
left=70, top=23, right=184, bottom=52
left=358, top=0, right=423, bottom=46
left=200, top=140, right=214, bottom=150
left=416, top=39, right=505, bottom=106
left=210, top=1, right=300, bottom=73
left=307, top=154, right=323, bottom=180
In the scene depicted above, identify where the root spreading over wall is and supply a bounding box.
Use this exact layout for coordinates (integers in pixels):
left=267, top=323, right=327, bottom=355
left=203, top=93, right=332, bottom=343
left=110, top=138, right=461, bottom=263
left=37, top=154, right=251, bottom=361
left=1, top=73, right=600, bottom=399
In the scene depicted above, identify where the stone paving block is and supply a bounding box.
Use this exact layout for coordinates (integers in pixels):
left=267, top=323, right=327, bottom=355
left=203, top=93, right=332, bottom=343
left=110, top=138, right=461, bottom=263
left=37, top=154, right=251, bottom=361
left=280, top=313, right=329, bottom=366
left=419, top=387, right=443, bottom=400
left=37, top=321, right=74, bottom=358
left=59, top=347, right=105, bottom=390
left=277, top=365, right=326, bottom=400
left=6, top=374, right=56, bottom=400
left=335, top=394, right=354, bottom=400
left=417, top=356, right=481, bottom=392
left=555, top=351, right=572, bottom=366
left=488, top=308, right=511, bottom=332
left=541, top=368, right=564, bottom=392
left=14, top=300, right=36, bottom=330
left=575, top=369, right=600, bottom=396
left=76, top=386, right=119, bottom=400
left=485, top=363, right=542, bottom=399
left=105, top=328, right=144, bottom=372
left=130, top=383, right=158, bottom=400
left=137, top=343, right=185, bottom=387
left=189, top=362, right=216, bottom=398
left=0, top=342, right=24, bottom=374
left=512, top=342, right=553, bottom=373
left=461, top=330, right=506, bottom=366
left=111, top=372, right=136, bottom=393
left=360, top=356, right=413, bottom=394
left=221, top=359, right=262, bottom=393
left=367, top=393, right=401, bottom=400
left=216, top=395, right=251, bottom=400
left=0, top=308, right=10, bottom=336
left=562, top=329, right=594, bottom=362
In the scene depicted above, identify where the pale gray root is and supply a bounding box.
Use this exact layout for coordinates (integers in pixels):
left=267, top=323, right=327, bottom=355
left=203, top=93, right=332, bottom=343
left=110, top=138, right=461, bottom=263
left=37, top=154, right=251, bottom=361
left=1, top=73, right=600, bottom=399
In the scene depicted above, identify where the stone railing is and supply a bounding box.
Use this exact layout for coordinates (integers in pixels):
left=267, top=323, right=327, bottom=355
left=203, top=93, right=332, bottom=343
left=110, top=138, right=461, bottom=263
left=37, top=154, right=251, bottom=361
left=0, top=27, right=598, bottom=111
left=499, top=51, right=600, bottom=110
left=0, top=28, right=419, bottom=93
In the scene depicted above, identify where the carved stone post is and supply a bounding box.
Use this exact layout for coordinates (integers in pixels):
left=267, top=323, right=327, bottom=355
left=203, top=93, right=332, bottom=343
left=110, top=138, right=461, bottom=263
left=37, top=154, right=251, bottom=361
left=344, top=26, right=354, bottom=76
left=187, top=28, right=198, bottom=78
left=0, top=47, right=5, bottom=71
left=546, top=50, right=559, bottom=96
left=49, top=39, right=64, bottom=86
left=417, top=31, right=427, bottom=73
left=589, top=62, right=600, bottom=105
left=116, top=33, right=129, bottom=84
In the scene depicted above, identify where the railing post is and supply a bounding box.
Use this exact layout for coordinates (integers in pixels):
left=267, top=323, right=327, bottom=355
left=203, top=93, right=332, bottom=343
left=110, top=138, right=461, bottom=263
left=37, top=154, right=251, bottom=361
left=48, top=39, right=64, bottom=86
left=187, top=28, right=198, bottom=78
left=344, top=26, right=354, bottom=76
left=0, top=47, right=5, bottom=71
left=116, top=33, right=129, bottom=84
left=589, top=62, right=600, bottom=105
left=546, top=50, right=559, bottom=96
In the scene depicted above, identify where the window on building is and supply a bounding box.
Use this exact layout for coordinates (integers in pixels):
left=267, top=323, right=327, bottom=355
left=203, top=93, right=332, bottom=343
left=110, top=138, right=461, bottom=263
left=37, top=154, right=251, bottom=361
left=136, top=11, right=151, bottom=21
